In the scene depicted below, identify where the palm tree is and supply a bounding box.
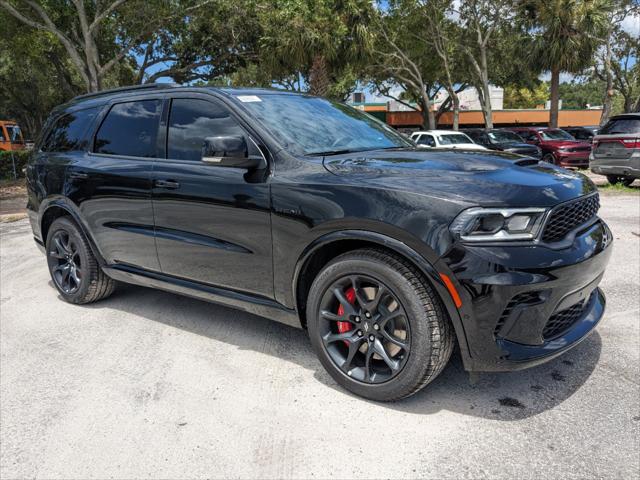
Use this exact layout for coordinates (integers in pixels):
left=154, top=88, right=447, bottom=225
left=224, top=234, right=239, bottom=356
left=525, top=0, right=610, bottom=127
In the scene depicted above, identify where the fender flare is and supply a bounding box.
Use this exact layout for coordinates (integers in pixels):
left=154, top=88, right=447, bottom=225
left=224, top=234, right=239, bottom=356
left=292, top=229, right=470, bottom=360
left=39, top=196, right=107, bottom=266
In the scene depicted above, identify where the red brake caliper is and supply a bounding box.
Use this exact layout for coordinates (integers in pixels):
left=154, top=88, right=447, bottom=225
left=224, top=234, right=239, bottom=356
left=337, top=288, right=356, bottom=344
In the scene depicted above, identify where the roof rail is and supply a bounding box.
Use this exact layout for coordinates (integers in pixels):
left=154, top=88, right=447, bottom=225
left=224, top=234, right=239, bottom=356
left=73, top=83, right=179, bottom=101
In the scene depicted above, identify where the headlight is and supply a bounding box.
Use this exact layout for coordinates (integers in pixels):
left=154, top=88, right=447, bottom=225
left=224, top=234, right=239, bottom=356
left=450, top=207, right=547, bottom=242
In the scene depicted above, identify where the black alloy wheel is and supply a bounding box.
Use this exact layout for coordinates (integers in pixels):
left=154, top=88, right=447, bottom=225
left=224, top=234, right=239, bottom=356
left=48, top=230, right=83, bottom=294
left=318, top=274, right=411, bottom=384
left=307, top=248, right=454, bottom=401
left=46, top=216, right=116, bottom=304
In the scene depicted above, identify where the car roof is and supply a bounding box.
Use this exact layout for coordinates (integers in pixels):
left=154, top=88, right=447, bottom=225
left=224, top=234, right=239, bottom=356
left=55, top=84, right=309, bottom=115
left=610, top=113, right=640, bottom=120
left=413, top=130, right=470, bottom=135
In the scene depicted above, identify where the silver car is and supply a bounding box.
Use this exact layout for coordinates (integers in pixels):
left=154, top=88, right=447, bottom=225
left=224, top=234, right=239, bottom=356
left=590, top=113, right=640, bottom=186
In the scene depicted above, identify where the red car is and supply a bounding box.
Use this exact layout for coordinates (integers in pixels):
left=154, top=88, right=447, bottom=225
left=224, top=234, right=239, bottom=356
left=508, top=127, right=592, bottom=168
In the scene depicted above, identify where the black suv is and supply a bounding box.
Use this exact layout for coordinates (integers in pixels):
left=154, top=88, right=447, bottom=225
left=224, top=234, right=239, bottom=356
left=463, top=128, right=542, bottom=158
left=27, top=85, right=612, bottom=401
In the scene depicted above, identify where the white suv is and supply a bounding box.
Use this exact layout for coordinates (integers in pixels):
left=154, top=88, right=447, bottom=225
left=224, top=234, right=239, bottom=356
left=410, top=130, right=487, bottom=150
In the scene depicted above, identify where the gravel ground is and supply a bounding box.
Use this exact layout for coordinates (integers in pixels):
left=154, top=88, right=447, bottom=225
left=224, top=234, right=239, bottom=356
left=0, top=195, right=638, bottom=480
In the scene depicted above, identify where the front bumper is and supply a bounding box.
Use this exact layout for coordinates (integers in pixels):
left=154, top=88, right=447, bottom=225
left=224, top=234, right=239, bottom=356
left=555, top=150, right=590, bottom=168
left=438, top=219, right=612, bottom=372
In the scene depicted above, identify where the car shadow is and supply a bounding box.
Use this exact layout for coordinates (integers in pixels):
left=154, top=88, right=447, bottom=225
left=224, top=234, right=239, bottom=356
left=75, top=282, right=602, bottom=421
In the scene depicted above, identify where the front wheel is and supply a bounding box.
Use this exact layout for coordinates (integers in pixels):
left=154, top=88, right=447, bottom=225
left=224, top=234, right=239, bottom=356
left=543, top=153, right=556, bottom=164
left=606, top=175, right=635, bottom=187
left=306, top=249, right=454, bottom=401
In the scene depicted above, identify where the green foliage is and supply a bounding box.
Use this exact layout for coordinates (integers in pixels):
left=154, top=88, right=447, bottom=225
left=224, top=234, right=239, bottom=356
left=0, top=150, right=30, bottom=180
left=558, top=79, right=607, bottom=109
left=504, top=83, right=550, bottom=108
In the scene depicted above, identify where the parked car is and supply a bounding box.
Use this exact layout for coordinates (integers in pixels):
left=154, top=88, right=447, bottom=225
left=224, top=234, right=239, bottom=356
left=0, top=120, right=25, bottom=151
left=410, top=130, right=487, bottom=150
left=27, top=85, right=612, bottom=401
left=463, top=128, right=541, bottom=158
left=509, top=127, right=591, bottom=168
left=590, top=113, right=640, bottom=186
left=563, top=126, right=598, bottom=141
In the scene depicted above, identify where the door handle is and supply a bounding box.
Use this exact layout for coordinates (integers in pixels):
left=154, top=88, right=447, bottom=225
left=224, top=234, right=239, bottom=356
left=154, top=179, right=180, bottom=189
left=69, top=171, right=88, bottom=179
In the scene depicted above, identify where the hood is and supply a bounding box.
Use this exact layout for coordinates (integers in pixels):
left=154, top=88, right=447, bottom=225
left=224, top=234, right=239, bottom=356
left=323, top=148, right=596, bottom=208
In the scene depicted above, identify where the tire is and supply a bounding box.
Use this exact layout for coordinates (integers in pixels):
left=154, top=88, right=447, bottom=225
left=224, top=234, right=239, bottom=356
left=543, top=153, right=556, bottom=164
left=306, top=248, right=454, bottom=401
left=606, top=175, right=634, bottom=187
left=46, top=216, right=116, bottom=304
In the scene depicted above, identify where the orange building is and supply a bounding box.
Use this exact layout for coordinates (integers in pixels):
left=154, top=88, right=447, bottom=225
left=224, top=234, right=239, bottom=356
left=355, top=103, right=603, bottom=130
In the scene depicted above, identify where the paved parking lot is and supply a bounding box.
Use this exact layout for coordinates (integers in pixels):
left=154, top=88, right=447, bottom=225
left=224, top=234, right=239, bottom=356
left=1, top=194, right=638, bottom=479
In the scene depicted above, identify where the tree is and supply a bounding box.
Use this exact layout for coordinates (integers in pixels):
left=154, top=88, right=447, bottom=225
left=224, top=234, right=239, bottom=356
left=523, top=0, right=610, bottom=127
left=456, top=0, right=514, bottom=128
left=0, top=0, right=218, bottom=92
left=370, top=1, right=444, bottom=129
left=593, top=1, right=637, bottom=124
left=258, top=0, right=375, bottom=98
left=503, top=83, right=550, bottom=108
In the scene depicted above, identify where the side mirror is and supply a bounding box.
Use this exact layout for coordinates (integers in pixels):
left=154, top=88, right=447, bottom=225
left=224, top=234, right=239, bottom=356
left=201, top=136, right=264, bottom=169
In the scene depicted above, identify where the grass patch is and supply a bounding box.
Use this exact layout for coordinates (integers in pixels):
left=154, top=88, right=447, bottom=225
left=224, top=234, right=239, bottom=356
left=598, top=182, right=640, bottom=195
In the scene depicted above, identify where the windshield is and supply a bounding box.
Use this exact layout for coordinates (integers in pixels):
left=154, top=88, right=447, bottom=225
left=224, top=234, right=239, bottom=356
left=234, top=94, right=411, bottom=155
left=437, top=133, right=473, bottom=145
left=5, top=125, right=23, bottom=143
left=540, top=129, right=574, bottom=141
left=487, top=131, right=523, bottom=144
left=599, top=118, right=640, bottom=135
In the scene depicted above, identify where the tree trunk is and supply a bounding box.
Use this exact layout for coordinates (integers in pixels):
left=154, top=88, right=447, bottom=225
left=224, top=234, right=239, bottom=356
left=600, top=37, right=614, bottom=126
left=549, top=65, right=561, bottom=128
left=420, top=92, right=436, bottom=130
left=634, top=95, right=640, bottom=113
left=308, top=55, right=330, bottom=97
left=478, top=48, right=493, bottom=129
left=451, top=91, right=459, bottom=131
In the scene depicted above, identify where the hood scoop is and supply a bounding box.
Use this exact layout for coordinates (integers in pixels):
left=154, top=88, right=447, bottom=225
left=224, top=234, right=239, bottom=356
left=514, top=158, right=541, bottom=167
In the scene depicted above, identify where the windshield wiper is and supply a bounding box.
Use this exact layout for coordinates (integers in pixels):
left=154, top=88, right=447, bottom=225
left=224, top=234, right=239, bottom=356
left=306, top=146, right=409, bottom=157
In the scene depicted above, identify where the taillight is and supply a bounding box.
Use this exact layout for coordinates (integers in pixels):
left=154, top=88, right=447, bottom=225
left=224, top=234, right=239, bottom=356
left=596, top=138, right=640, bottom=148
left=621, top=138, right=640, bottom=148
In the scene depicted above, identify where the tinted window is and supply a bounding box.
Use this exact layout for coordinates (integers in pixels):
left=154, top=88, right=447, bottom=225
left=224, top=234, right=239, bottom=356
left=168, top=98, right=245, bottom=161
left=540, top=129, right=574, bottom=141
left=43, top=108, right=100, bottom=152
left=417, top=135, right=435, bottom=147
left=94, top=100, right=161, bottom=157
left=487, top=131, right=523, bottom=143
left=600, top=117, right=640, bottom=135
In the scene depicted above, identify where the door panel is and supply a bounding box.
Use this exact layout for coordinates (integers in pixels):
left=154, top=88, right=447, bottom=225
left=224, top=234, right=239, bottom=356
left=69, top=98, right=162, bottom=271
left=152, top=96, right=273, bottom=298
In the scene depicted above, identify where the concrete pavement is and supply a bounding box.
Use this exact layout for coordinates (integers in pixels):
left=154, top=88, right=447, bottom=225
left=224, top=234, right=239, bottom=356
left=1, top=195, right=638, bottom=479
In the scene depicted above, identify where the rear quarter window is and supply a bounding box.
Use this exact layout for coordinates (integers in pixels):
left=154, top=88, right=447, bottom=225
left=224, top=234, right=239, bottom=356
left=42, top=107, right=101, bottom=152
left=94, top=100, right=162, bottom=157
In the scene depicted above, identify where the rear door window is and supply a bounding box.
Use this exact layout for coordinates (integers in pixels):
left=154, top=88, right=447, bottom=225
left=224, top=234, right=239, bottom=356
left=599, top=118, right=640, bottom=135
left=167, top=98, right=245, bottom=161
left=42, top=107, right=101, bottom=152
left=94, top=100, right=162, bottom=157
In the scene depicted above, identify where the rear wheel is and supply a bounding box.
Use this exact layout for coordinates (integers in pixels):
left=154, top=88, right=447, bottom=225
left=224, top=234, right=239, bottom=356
left=46, top=216, right=116, bottom=304
left=606, top=175, right=634, bottom=187
left=306, top=248, right=454, bottom=401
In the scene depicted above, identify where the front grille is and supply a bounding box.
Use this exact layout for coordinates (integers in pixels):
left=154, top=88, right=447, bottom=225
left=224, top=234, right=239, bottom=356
left=494, top=291, right=542, bottom=337
left=543, top=298, right=588, bottom=340
left=542, top=193, right=600, bottom=243
left=567, top=146, right=591, bottom=153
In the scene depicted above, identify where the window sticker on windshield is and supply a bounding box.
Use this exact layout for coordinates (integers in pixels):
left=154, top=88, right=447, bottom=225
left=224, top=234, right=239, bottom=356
left=236, top=95, right=262, bottom=102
